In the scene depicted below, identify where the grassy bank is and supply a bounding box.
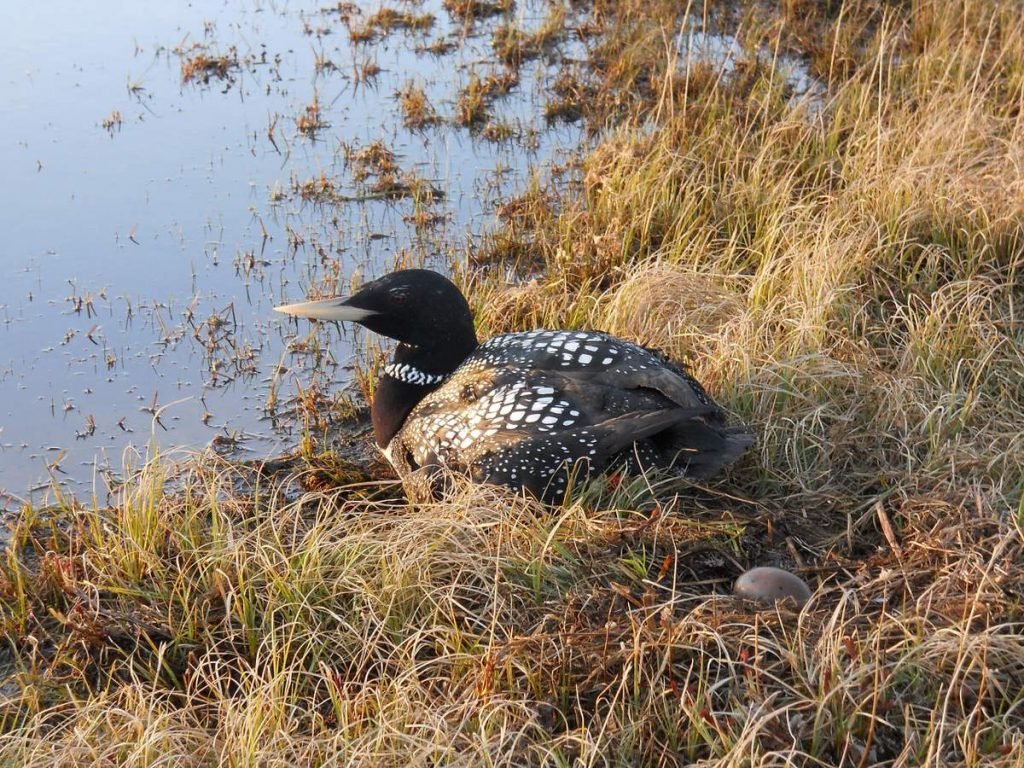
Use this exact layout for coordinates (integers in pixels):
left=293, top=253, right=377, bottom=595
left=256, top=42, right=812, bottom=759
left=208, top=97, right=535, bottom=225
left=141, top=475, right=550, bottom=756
left=3, top=0, right=1023, bottom=764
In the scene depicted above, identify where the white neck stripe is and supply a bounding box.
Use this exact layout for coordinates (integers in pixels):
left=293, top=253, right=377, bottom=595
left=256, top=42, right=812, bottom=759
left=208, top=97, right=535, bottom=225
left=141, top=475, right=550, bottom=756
left=384, top=362, right=447, bottom=386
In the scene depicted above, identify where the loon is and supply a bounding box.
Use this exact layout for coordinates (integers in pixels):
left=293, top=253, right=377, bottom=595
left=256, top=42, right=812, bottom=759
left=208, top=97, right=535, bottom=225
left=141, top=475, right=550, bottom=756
left=275, top=269, right=754, bottom=502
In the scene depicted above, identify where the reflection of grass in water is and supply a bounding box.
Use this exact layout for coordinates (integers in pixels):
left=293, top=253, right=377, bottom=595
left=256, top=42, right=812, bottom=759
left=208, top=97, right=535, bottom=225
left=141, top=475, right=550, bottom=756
left=543, top=70, right=588, bottom=125
left=5, top=0, right=1024, bottom=765
left=397, top=84, right=442, bottom=130
left=354, top=58, right=381, bottom=84
left=343, top=139, right=399, bottom=182
left=347, top=7, right=436, bottom=43
left=443, top=0, right=513, bottom=22
left=456, top=69, right=519, bottom=129
left=178, top=49, right=238, bottom=85
left=491, top=4, right=567, bottom=66
left=295, top=100, right=327, bottom=138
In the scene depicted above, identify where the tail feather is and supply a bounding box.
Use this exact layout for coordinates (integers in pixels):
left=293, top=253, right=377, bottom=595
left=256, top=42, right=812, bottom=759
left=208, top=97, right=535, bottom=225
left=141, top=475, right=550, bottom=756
left=592, top=407, right=715, bottom=457
left=597, top=408, right=754, bottom=478
left=663, top=423, right=755, bottom=478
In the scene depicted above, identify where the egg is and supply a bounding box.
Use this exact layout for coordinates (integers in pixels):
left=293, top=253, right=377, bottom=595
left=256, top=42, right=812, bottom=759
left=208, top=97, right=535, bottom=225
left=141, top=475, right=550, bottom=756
left=734, top=566, right=812, bottom=607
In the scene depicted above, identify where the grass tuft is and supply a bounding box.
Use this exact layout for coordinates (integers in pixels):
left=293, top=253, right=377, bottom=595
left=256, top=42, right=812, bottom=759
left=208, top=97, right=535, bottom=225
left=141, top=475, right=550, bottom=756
left=4, top=0, right=1024, bottom=764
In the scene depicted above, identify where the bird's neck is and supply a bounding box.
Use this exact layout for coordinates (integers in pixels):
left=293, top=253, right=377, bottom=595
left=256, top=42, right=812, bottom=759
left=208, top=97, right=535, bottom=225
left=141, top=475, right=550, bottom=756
left=371, top=337, right=477, bottom=448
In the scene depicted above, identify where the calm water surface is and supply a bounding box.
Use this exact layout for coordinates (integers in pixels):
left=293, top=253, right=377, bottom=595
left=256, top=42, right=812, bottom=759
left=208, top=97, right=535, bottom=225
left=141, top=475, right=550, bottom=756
left=0, top=0, right=584, bottom=503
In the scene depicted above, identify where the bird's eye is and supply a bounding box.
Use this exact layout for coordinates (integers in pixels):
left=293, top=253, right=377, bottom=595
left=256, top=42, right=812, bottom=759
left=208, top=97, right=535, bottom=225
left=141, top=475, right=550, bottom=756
left=390, top=290, right=408, bottom=305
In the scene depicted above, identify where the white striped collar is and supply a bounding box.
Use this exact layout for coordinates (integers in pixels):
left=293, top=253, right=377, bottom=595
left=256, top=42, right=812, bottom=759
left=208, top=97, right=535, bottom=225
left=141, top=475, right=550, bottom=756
left=384, top=362, right=447, bottom=386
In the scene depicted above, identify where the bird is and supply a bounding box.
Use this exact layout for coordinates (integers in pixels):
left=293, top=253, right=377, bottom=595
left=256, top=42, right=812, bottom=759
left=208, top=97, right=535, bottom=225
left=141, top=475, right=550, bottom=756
left=275, top=269, right=754, bottom=502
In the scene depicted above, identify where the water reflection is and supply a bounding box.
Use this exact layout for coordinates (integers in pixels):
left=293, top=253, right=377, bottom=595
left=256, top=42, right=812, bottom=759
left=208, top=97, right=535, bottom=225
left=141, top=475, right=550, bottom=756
left=0, top=0, right=584, bottom=503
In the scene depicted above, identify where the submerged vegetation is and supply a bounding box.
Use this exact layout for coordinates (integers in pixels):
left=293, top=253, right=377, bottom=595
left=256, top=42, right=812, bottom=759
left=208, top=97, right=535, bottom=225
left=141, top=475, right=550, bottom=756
left=3, top=0, right=1024, bottom=765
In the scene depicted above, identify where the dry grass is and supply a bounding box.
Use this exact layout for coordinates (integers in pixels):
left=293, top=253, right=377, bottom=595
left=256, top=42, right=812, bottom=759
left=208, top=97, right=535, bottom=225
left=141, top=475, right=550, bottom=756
left=443, top=0, right=513, bottom=23
left=101, top=110, right=124, bottom=135
left=3, top=458, right=1022, bottom=765
left=178, top=48, right=238, bottom=86
left=455, top=69, right=519, bottom=130
left=396, top=84, right=442, bottom=130
left=544, top=69, right=589, bottom=124
left=347, top=7, right=435, bottom=43
left=491, top=5, right=567, bottom=67
left=4, top=0, right=1024, bottom=765
left=295, top=99, right=327, bottom=137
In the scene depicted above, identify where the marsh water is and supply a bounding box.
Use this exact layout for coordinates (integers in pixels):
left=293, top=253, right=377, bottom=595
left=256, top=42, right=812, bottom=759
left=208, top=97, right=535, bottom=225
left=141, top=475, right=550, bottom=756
left=0, top=1, right=818, bottom=506
left=0, top=0, right=590, bottom=503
